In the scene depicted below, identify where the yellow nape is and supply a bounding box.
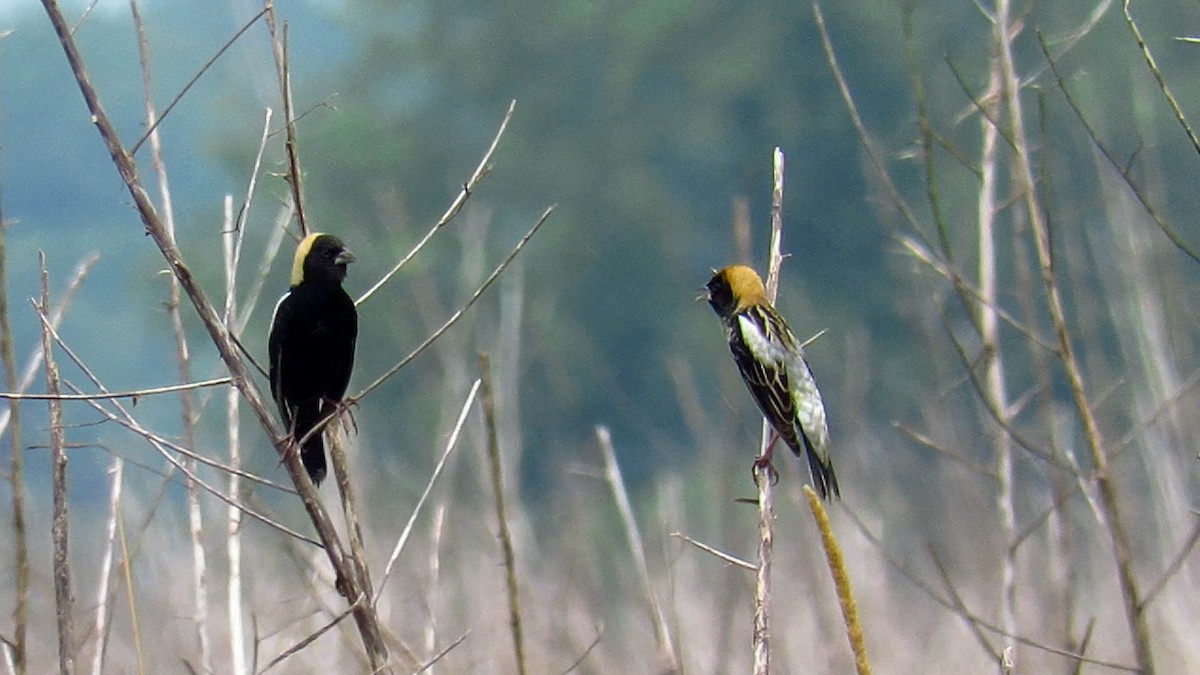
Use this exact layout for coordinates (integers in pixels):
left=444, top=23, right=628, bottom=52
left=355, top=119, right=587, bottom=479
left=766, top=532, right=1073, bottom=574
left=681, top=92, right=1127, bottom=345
left=291, top=232, right=326, bottom=286
left=719, top=264, right=768, bottom=309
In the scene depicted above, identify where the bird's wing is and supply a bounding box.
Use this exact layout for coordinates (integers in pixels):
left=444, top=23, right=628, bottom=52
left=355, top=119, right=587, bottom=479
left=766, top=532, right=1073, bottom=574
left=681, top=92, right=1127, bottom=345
left=733, top=306, right=802, bottom=454
left=325, top=293, right=358, bottom=405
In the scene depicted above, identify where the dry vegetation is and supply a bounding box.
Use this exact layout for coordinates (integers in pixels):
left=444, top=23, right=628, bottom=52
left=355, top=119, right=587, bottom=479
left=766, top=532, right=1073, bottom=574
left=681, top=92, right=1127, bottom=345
left=3, top=1, right=1199, bottom=674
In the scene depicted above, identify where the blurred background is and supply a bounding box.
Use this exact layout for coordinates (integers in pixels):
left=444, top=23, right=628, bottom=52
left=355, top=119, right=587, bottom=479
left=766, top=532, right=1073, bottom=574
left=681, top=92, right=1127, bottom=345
left=2, top=0, right=1199, bottom=672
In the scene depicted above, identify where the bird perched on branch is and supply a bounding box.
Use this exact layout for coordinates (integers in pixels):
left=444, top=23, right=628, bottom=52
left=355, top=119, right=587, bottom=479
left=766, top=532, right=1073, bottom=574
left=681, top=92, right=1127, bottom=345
left=269, top=233, right=358, bottom=486
left=705, top=264, right=839, bottom=499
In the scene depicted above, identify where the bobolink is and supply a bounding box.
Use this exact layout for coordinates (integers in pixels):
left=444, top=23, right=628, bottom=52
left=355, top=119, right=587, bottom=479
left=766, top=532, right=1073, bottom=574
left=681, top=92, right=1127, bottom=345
left=706, top=265, right=839, bottom=499
left=269, top=233, right=358, bottom=486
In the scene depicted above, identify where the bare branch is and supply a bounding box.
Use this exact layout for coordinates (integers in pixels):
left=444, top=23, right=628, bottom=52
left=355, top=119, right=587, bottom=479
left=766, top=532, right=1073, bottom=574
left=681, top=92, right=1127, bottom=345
left=351, top=205, right=554, bottom=405
left=480, top=353, right=527, bottom=675
left=129, top=7, right=269, bottom=155
left=0, top=377, right=231, bottom=401
left=1037, top=30, right=1200, bottom=263
left=263, top=5, right=308, bottom=238
left=670, top=532, right=755, bottom=571
left=356, top=100, right=518, bottom=306
left=377, top=380, right=481, bottom=596
left=596, top=425, right=677, bottom=671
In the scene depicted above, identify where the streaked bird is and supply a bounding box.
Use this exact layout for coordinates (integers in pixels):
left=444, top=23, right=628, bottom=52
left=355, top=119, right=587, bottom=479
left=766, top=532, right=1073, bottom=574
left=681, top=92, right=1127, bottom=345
left=269, top=233, right=358, bottom=485
left=705, top=264, right=839, bottom=499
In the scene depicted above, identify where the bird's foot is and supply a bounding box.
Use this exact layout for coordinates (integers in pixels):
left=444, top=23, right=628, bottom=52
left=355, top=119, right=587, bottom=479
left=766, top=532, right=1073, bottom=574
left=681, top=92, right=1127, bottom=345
left=751, top=455, right=779, bottom=486
left=327, top=397, right=360, bottom=436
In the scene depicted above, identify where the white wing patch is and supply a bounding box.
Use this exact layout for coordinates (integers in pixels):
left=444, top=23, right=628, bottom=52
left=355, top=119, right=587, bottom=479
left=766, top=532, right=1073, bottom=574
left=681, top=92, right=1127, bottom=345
left=737, top=314, right=788, bottom=366
left=269, top=291, right=290, bottom=333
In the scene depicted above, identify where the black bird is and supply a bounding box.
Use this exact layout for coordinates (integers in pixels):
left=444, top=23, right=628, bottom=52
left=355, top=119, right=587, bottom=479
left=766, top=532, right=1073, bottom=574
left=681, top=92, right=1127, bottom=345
left=269, top=233, right=358, bottom=485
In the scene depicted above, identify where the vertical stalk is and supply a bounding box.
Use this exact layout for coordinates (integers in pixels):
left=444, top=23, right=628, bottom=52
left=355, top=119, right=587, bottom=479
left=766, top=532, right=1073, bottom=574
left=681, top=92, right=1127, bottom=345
left=88, top=459, right=123, bottom=675
left=597, top=426, right=678, bottom=672
left=221, top=196, right=247, bottom=675
left=977, top=43, right=1017, bottom=667
left=0, top=223, right=27, bottom=675
left=753, top=148, right=787, bottom=675
left=479, top=354, right=527, bottom=675
left=39, top=254, right=74, bottom=675
left=129, top=4, right=210, bottom=668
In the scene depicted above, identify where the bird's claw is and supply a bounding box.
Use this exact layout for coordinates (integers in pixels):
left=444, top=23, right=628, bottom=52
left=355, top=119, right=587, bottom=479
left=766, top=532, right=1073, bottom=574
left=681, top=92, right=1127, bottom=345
left=326, top=398, right=360, bottom=436
left=751, top=456, right=780, bottom=486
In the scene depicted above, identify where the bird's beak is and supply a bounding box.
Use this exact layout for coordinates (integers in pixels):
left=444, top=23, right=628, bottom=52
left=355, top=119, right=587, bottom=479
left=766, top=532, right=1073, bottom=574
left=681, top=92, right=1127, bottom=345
left=335, top=249, right=356, bottom=266
left=695, top=287, right=709, bottom=302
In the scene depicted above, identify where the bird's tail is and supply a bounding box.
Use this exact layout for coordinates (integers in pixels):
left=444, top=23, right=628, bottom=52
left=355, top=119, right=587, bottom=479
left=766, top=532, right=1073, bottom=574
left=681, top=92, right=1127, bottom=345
left=294, top=405, right=328, bottom=486
left=805, top=448, right=839, bottom=500
left=799, top=433, right=839, bottom=500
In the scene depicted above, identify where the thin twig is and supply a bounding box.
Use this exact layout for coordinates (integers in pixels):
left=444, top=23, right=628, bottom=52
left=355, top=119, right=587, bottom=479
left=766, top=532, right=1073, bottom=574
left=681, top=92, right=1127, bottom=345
left=329, top=429, right=375, bottom=620
left=556, top=627, right=603, bottom=675
left=258, top=598, right=361, bottom=674
left=34, top=312, right=293, bottom=495
left=357, top=100, right=518, bottom=307
left=377, top=380, right=481, bottom=596
left=115, top=492, right=145, bottom=675
left=88, top=458, right=122, bottom=675
left=897, top=234, right=1057, bottom=352
left=841, top=506, right=1139, bottom=671
left=928, top=545, right=1001, bottom=662
left=1036, top=30, right=1200, bottom=263
left=813, top=2, right=925, bottom=240
left=0, top=377, right=231, bottom=401
left=350, top=206, right=554, bottom=406
left=422, top=503, right=445, bottom=667
left=263, top=4, right=308, bottom=237
left=75, top=393, right=316, bottom=544
left=669, top=532, right=756, bottom=570
left=1139, top=517, right=1200, bottom=607
left=479, top=354, right=527, bottom=675
left=1123, top=0, right=1200, bottom=160
left=596, top=425, right=678, bottom=671
left=129, top=7, right=269, bottom=155
left=975, top=35, right=1018, bottom=659
left=410, top=631, right=471, bottom=675
left=893, top=421, right=1000, bottom=481
left=0, top=252, right=99, bottom=439
left=0, top=216, right=28, bottom=675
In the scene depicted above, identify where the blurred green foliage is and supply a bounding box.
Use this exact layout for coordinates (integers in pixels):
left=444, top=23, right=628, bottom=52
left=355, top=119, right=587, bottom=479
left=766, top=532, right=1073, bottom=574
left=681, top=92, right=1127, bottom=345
left=6, top=0, right=1200, bottom=501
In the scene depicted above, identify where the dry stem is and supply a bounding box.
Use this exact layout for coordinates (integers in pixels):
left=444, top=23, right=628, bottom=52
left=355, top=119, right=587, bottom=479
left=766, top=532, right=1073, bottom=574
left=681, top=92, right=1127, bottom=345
left=377, top=380, right=481, bottom=595
left=0, top=218, right=27, bottom=675
left=39, top=254, right=74, bottom=675
left=480, top=354, right=527, bottom=675
left=87, top=458, right=123, bottom=675
left=596, top=426, right=678, bottom=672
left=751, top=147, right=787, bottom=675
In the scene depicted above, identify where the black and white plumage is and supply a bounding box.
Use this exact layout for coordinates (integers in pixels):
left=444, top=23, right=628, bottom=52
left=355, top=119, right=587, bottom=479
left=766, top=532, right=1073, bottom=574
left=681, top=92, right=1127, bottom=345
left=706, top=264, right=839, bottom=499
left=268, top=233, right=358, bottom=486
